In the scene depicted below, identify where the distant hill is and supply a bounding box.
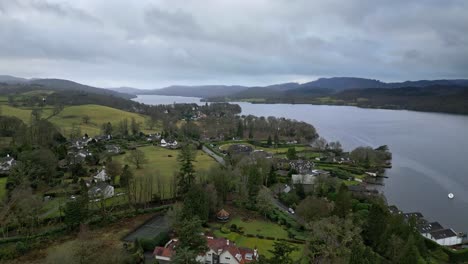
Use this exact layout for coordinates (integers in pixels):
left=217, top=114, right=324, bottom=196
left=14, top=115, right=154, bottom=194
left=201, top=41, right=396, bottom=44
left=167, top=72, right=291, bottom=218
left=0, top=75, right=28, bottom=84
left=139, top=85, right=250, bottom=98
left=119, top=77, right=468, bottom=99
left=0, top=75, right=134, bottom=99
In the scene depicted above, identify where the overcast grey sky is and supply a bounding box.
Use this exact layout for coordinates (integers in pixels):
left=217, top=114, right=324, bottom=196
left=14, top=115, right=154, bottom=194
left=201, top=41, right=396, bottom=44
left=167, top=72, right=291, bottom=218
left=0, top=0, right=467, bottom=88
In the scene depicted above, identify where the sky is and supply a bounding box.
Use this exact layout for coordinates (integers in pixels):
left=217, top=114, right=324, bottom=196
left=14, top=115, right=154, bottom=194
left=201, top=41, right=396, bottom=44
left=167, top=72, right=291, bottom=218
left=0, top=0, right=467, bottom=89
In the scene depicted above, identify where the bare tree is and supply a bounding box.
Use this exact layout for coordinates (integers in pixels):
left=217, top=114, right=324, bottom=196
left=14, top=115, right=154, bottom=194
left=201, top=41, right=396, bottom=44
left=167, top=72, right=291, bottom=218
left=124, top=149, right=148, bottom=169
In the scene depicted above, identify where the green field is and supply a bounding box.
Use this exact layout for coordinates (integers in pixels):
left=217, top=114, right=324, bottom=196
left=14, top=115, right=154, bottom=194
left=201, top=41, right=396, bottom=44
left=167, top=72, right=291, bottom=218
left=219, top=142, right=308, bottom=154
left=1, top=104, right=159, bottom=137
left=228, top=216, right=289, bottom=239
left=49, top=104, right=157, bottom=136
left=214, top=231, right=304, bottom=259
left=115, top=145, right=218, bottom=199
left=0, top=177, right=7, bottom=201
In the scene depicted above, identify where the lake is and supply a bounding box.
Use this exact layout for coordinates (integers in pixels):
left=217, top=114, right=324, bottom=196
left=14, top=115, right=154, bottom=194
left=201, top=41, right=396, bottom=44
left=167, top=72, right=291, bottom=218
left=133, top=95, right=468, bottom=232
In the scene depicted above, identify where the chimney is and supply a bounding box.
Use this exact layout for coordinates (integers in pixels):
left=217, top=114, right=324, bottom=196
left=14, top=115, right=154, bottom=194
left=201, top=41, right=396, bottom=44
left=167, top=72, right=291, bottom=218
left=227, top=239, right=230, bottom=246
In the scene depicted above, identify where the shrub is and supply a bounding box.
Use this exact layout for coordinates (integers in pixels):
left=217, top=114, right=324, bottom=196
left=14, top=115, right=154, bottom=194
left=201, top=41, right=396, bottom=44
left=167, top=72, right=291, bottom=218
left=220, top=225, right=231, bottom=234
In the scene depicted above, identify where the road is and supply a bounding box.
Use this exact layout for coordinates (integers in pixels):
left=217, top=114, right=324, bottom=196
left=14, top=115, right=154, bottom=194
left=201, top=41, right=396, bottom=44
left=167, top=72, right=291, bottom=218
left=271, top=195, right=301, bottom=222
left=202, top=145, right=226, bottom=166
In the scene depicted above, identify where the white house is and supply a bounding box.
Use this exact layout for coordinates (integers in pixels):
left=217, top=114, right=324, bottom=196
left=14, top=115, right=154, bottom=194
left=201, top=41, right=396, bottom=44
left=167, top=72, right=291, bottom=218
left=154, top=236, right=258, bottom=264
left=88, top=182, right=114, bottom=199
left=427, top=228, right=463, bottom=246
left=0, top=154, right=16, bottom=174
left=93, top=168, right=110, bottom=182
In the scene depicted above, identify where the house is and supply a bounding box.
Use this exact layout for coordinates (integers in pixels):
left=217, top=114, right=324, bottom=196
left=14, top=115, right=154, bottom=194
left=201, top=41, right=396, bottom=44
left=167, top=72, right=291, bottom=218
left=217, top=209, right=230, bottom=222
left=388, top=205, right=402, bottom=215
left=0, top=154, right=16, bottom=174
left=291, top=169, right=330, bottom=189
left=427, top=228, right=463, bottom=246
left=289, top=160, right=315, bottom=174
left=418, top=222, right=444, bottom=239
left=88, top=182, right=114, bottom=199
left=93, top=168, right=110, bottom=182
left=154, top=236, right=258, bottom=264
left=72, top=136, right=94, bottom=149
left=160, top=139, right=178, bottom=148
left=105, top=144, right=121, bottom=154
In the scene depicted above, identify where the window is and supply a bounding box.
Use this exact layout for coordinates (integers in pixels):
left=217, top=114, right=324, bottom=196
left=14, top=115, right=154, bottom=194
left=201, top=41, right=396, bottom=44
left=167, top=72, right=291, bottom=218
left=225, top=257, right=231, bottom=260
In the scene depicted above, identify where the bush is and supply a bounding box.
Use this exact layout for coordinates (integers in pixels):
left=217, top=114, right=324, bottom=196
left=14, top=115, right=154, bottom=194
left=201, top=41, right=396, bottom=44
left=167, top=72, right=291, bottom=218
left=220, top=225, right=231, bottom=234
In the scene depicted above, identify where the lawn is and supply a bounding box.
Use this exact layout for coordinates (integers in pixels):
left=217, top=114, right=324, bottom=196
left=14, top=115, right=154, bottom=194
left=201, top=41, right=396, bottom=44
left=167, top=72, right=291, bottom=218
left=0, top=177, right=7, bottom=201
left=213, top=228, right=305, bottom=261
left=114, top=145, right=218, bottom=199
left=0, top=105, right=36, bottom=123
left=49, top=104, right=159, bottom=137
left=219, top=142, right=308, bottom=154
left=227, top=216, right=289, bottom=239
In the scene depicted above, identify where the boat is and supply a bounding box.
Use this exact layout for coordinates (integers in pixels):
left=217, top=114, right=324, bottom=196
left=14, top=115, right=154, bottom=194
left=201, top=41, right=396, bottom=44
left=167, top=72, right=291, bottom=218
left=448, top=193, right=454, bottom=199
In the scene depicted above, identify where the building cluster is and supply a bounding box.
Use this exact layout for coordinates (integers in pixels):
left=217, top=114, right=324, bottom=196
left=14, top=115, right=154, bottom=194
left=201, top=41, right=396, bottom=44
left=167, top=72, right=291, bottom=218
left=0, top=154, right=16, bottom=175
left=389, top=206, right=464, bottom=246
left=154, top=236, right=258, bottom=264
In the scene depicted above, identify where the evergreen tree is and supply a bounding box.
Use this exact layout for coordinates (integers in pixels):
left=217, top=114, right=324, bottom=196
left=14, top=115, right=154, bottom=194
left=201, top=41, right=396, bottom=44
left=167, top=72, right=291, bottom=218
left=333, top=184, right=352, bottom=218
left=286, top=147, right=297, bottom=160
left=274, top=132, right=279, bottom=147
left=267, top=135, right=272, bottom=146
left=266, top=165, right=277, bottom=187
left=248, top=124, right=254, bottom=139
left=182, top=184, right=209, bottom=223
left=177, top=144, right=196, bottom=196
left=268, top=242, right=297, bottom=264
left=236, top=120, right=244, bottom=138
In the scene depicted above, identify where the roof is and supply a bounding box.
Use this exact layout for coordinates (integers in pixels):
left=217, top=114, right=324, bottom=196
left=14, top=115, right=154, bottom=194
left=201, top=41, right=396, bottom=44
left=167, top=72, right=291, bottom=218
left=153, top=237, right=256, bottom=263
left=430, top=229, right=458, bottom=240
left=403, top=212, right=424, bottom=220
left=217, top=209, right=230, bottom=218
left=292, top=174, right=316, bottom=185
left=418, top=222, right=444, bottom=234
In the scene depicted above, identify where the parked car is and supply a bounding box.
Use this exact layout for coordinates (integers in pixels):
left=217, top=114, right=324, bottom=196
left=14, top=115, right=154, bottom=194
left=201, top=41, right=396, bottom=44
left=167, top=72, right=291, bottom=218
left=288, top=208, right=295, bottom=214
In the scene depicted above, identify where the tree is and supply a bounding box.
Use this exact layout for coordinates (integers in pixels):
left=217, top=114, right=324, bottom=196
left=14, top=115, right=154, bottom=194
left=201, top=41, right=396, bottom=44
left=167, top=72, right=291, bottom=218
left=82, top=115, right=90, bottom=124
left=256, top=188, right=273, bottom=219
left=183, top=184, right=209, bottom=223
left=176, top=217, right=207, bottom=252
left=172, top=247, right=199, bottom=264
left=105, top=158, right=122, bottom=184
left=274, top=132, right=279, bottom=147
left=266, top=165, right=277, bottom=187
left=236, top=120, right=244, bottom=138
left=311, top=137, right=327, bottom=151
left=306, top=216, right=362, bottom=263
left=125, top=149, right=148, bottom=169
left=177, top=144, right=196, bottom=196
left=286, top=147, right=297, bottom=160
left=101, top=122, right=113, bottom=135
left=328, top=141, right=343, bottom=153
left=118, top=119, right=129, bottom=136
left=130, top=117, right=140, bottom=135
left=296, top=196, right=332, bottom=222
left=268, top=242, right=297, bottom=264
left=333, top=184, right=352, bottom=218
left=120, top=165, right=133, bottom=188
left=248, top=123, right=254, bottom=139
left=267, top=135, right=272, bottom=147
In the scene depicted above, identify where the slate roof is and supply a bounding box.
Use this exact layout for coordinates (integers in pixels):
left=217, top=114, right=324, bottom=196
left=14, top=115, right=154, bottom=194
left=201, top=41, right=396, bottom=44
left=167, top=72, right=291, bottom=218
left=430, top=229, right=458, bottom=240
left=418, top=222, right=444, bottom=234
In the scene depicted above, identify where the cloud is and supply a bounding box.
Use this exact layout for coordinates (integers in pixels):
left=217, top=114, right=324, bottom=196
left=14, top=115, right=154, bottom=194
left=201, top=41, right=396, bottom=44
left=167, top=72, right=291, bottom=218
left=0, top=0, right=467, bottom=88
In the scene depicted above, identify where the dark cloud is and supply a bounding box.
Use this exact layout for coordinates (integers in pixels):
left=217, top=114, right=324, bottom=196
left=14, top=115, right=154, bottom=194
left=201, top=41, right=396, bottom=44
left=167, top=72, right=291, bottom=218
left=0, top=0, right=466, bottom=88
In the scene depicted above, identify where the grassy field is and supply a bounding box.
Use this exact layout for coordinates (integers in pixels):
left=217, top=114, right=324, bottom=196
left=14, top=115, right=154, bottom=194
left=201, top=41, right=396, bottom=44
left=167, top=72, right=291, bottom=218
left=228, top=216, right=289, bottom=239
left=114, top=145, right=218, bottom=198
left=214, top=229, right=305, bottom=261
left=1, top=104, right=159, bottom=137
left=219, top=142, right=308, bottom=154
left=49, top=104, right=158, bottom=136
left=0, top=177, right=7, bottom=201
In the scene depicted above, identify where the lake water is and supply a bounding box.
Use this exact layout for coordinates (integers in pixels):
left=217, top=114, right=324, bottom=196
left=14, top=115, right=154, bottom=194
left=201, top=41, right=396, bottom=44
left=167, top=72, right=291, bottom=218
left=133, top=95, right=468, bottom=232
